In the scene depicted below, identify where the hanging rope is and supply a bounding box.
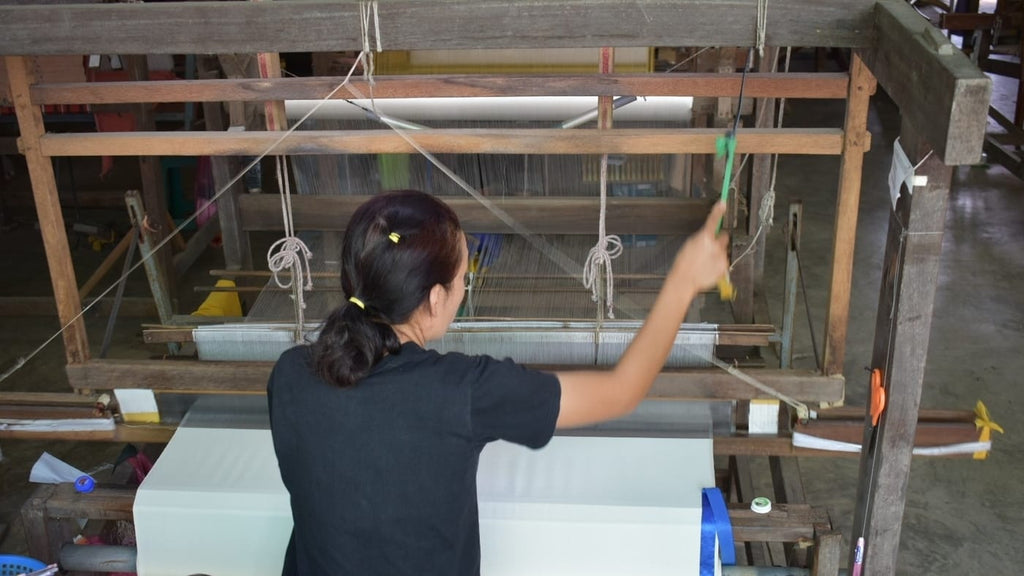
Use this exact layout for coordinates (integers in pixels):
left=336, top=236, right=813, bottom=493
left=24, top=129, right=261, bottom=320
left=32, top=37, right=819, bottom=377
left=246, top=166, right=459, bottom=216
left=583, top=153, right=623, bottom=318
left=267, top=156, right=313, bottom=341
left=756, top=0, right=769, bottom=59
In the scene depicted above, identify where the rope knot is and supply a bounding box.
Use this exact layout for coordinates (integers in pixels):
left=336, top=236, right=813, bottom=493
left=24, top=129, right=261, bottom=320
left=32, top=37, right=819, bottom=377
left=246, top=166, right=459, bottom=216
left=583, top=234, right=623, bottom=319
left=267, top=236, right=314, bottom=296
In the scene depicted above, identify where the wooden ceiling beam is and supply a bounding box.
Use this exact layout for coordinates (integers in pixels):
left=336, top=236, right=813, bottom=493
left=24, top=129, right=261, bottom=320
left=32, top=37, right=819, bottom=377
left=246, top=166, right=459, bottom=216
left=860, top=0, right=990, bottom=165
left=0, top=1, right=875, bottom=55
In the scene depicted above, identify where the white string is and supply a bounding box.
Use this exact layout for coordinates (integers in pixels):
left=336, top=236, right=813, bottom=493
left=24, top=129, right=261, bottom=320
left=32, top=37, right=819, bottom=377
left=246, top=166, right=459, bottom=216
left=665, top=47, right=712, bottom=73
left=267, top=156, right=313, bottom=341
left=913, top=149, right=934, bottom=171
left=359, top=1, right=381, bottom=87
left=756, top=0, right=769, bottom=59
left=583, top=153, right=623, bottom=318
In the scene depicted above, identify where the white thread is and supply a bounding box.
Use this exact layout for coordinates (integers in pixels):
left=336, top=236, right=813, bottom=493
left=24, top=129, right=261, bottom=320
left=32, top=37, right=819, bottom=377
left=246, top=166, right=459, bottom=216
left=913, top=149, right=934, bottom=171
left=583, top=154, right=623, bottom=319
left=665, top=47, right=712, bottom=73
left=756, top=0, right=769, bottom=58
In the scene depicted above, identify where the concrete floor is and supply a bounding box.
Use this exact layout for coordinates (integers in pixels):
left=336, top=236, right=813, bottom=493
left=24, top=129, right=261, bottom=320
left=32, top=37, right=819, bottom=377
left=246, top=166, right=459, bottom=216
left=0, top=65, right=1022, bottom=574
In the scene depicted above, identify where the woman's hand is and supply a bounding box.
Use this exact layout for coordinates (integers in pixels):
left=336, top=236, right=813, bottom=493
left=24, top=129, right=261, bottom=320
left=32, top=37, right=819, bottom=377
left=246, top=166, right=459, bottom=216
left=670, top=201, right=731, bottom=294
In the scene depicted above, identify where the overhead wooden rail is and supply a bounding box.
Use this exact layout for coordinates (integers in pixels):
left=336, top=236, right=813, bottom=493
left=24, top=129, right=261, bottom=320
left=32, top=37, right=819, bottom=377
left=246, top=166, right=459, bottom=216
left=36, top=128, right=848, bottom=157
left=29, top=73, right=852, bottom=104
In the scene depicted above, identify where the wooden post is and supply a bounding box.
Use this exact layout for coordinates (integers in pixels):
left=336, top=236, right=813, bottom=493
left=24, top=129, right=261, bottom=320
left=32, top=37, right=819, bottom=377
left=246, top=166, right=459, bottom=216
left=5, top=56, right=90, bottom=365
left=21, top=484, right=58, bottom=563
left=124, top=54, right=176, bottom=308
left=257, top=51, right=288, bottom=132
left=848, top=118, right=952, bottom=576
left=811, top=525, right=842, bottom=576
left=780, top=202, right=802, bottom=369
left=198, top=55, right=252, bottom=271
left=822, top=52, right=876, bottom=377
left=126, top=191, right=177, bottom=338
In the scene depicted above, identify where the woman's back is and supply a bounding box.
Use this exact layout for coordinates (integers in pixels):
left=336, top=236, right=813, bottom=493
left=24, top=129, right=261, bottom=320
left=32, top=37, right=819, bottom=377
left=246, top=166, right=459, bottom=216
left=268, top=343, right=559, bottom=576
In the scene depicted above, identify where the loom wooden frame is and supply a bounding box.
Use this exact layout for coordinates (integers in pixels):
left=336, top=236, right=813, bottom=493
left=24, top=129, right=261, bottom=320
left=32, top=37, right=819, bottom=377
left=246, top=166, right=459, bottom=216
left=0, top=0, right=987, bottom=435
left=0, top=2, right=991, bottom=574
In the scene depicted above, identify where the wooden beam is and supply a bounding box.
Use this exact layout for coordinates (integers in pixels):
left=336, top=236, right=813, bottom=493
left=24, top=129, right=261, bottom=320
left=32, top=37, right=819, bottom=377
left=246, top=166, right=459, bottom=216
left=0, top=1, right=875, bottom=55
left=238, top=195, right=714, bottom=234
left=30, top=73, right=852, bottom=105
left=823, top=52, right=875, bottom=377
left=795, top=416, right=980, bottom=447
left=849, top=118, right=953, bottom=576
left=37, top=128, right=848, bottom=157
left=0, top=392, right=100, bottom=407
left=4, top=56, right=89, bottom=365
left=65, top=358, right=844, bottom=402
left=0, top=419, right=870, bottom=456
left=729, top=503, right=829, bottom=543
left=861, top=0, right=991, bottom=165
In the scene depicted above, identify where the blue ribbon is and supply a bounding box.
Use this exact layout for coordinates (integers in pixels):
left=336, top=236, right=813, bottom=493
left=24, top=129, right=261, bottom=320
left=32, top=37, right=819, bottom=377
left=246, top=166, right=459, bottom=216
left=700, top=487, right=735, bottom=576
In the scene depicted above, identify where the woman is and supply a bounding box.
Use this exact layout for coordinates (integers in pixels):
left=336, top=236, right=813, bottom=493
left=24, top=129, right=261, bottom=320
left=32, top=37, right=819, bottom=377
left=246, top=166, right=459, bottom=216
left=268, top=189, right=729, bottom=576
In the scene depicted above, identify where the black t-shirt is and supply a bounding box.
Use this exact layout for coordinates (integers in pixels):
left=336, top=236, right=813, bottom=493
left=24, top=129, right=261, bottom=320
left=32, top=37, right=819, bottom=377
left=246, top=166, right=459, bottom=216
left=267, top=342, right=561, bottom=576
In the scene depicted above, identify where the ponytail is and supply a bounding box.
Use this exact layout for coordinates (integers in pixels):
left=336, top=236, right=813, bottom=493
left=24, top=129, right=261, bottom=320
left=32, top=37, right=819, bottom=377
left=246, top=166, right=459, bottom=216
left=314, top=299, right=402, bottom=388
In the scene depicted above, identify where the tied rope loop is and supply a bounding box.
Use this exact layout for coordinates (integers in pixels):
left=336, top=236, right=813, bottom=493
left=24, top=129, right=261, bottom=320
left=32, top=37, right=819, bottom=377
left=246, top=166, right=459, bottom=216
left=267, top=236, right=314, bottom=292
left=583, top=153, right=623, bottom=319
left=268, top=156, right=314, bottom=303
left=583, top=235, right=624, bottom=318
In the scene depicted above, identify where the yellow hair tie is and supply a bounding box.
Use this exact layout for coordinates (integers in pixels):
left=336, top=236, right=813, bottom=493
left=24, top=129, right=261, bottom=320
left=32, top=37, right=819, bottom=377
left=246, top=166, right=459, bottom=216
left=388, top=232, right=401, bottom=243
left=348, top=296, right=366, bottom=310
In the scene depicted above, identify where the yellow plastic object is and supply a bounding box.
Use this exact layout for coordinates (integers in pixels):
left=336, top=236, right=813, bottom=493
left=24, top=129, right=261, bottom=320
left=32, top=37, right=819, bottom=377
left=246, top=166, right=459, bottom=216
left=717, top=276, right=736, bottom=302
left=973, top=400, right=1004, bottom=460
left=192, top=279, right=243, bottom=317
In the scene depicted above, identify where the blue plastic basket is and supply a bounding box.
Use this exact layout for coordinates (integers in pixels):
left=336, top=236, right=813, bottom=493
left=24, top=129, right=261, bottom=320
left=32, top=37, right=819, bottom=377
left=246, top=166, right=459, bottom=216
left=0, top=554, right=46, bottom=576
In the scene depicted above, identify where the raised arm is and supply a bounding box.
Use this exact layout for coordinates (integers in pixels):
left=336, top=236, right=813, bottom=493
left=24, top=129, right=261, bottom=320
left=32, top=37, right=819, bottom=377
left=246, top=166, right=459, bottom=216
left=554, top=202, right=730, bottom=429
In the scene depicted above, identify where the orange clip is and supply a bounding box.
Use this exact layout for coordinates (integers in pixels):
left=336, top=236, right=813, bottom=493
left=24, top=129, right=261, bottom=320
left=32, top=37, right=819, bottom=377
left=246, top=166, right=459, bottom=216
left=870, top=368, right=886, bottom=427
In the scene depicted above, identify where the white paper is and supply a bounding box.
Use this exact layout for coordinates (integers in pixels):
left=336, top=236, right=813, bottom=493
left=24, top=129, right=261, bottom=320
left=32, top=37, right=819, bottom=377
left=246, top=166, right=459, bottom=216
left=888, top=137, right=916, bottom=209
left=113, top=389, right=159, bottom=416
left=29, top=451, right=87, bottom=484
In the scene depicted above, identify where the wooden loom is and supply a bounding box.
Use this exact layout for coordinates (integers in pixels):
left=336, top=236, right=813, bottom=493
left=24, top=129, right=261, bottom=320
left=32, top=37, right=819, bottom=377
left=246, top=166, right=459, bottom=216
left=0, top=1, right=990, bottom=574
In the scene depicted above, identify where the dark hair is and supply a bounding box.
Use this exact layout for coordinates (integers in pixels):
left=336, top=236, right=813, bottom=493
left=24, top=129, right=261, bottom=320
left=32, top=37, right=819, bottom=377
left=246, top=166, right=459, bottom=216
left=313, top=190, right=463, bottom=387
